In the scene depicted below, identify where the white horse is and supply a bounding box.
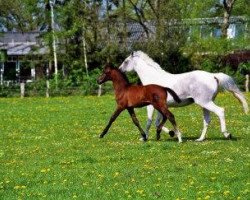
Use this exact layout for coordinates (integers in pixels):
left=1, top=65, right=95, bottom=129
left=119, top=51, right=248, bottom=142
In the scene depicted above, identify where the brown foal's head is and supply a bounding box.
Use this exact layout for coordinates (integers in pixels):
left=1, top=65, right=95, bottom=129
left=97, top=63, right=115, bottom=84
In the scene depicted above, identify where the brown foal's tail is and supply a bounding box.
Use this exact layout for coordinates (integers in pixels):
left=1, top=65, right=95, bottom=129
left=165, top=88, right=181, bottom=103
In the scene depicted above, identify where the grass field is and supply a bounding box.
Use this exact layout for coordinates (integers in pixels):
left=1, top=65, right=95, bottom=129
left=0, top=93, right=249, bottom=199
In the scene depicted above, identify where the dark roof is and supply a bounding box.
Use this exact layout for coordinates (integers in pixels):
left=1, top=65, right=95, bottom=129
left=0, top=32, right=48, bottom=55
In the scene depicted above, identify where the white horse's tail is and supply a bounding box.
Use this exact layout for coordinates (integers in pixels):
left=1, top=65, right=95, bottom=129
left=214, top=73, right=248, bottom=114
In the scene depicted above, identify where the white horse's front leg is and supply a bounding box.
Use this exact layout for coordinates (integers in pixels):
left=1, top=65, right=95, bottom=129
left=196, top=108, right=211, bottom=142
left=140, top=105, right=154, bottom=140
left=155, top=111, right=170, bottom=133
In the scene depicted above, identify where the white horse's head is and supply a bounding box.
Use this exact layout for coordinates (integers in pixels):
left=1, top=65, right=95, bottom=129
left=119, top=52, right=138, bottom=72
left=119, top=51, right=162, bottom=73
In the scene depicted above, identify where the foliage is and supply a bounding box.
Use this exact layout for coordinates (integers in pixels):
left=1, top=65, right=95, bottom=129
left=0, top=94, right=249, bottom=199
left=0, top=50, right=6, bottom=62
left=0, top=84, right=20, bottom=97
left=238, top=61, right=250, bottom=75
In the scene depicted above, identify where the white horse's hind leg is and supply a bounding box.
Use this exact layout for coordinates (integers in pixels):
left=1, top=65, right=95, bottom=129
left=196, top=108, right=211, bottom=142
left=140, top=105, right=154, bottom=141
left=201, top=102, right=231, bottom=139
left=232, top=92, right=249, bottom=114
left=155, top=111, right=170, bottom=133
left=174, top=129, right=182, bottom=143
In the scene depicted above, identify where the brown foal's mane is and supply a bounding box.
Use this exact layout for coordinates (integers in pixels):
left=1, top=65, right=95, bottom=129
left=111, top=67, right=131, bottom=86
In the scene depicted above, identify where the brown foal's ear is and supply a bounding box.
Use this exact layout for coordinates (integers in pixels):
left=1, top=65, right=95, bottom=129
left=105, top=62, right=115, bottom=69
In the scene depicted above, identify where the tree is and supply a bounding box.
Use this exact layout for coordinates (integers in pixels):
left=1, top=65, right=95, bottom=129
left=221, top=0, right=236, bottom=38
left=0, top=0, right=43, bottom=31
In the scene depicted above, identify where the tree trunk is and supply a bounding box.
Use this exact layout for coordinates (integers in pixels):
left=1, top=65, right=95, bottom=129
left=122, top=0, right=127, bottom=48
left=221, top=0, right=235, bottom=38
left=82, top=32, right=88, bottom=77
left=49, top=0, right=58, bottom=88
left=128, top=0, right=150, bottom=38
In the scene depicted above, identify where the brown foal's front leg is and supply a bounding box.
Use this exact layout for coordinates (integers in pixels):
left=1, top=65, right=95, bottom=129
left=100, top=107, right=123, bottom=138
left=127, top=108, right=147, bottom=141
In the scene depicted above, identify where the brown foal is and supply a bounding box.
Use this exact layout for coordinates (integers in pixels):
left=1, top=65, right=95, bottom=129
left=97, top=63, right=181, bottom=141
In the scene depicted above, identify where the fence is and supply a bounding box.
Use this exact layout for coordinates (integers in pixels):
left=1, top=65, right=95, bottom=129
left=0, top=80, right=114, bottom=98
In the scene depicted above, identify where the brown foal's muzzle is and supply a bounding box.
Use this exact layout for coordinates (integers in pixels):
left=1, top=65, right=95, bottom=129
left=97, top=73, right=107, bottom=84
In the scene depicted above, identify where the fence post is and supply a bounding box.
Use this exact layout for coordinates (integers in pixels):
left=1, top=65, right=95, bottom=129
left=46, top=66, right=50, bottom=98
left=20, top=82, right=25, bottom=98
left=246, top=74, right=249, bottom=92
left=98, top=85, right=102, bottom=97
left=46, top=80, right=50, bottom=98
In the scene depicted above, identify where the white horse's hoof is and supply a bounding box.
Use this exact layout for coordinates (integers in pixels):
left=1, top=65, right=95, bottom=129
left=195, top=138, right=205, bottom=142
left=139, top=136, right=148, bottom=142
left=224, top=132, right=232, bottom=139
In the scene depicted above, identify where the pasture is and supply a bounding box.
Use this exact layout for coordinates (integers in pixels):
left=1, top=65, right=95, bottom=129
left=0, top=93, right=249, bottom=199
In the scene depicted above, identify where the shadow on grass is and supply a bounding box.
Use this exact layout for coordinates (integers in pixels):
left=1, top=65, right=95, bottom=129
left=163, top=136, right=240, bottom=142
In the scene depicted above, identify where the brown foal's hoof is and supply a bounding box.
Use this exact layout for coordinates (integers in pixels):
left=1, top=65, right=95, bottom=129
left=99, top=134, right=104, bottom=138
left=227, top=133, right=232, bottom=140
left=169, top=131, right=175, bottom=137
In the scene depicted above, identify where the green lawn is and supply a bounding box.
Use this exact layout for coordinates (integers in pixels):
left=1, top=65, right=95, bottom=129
left=0, top=93, right=249, bottom=199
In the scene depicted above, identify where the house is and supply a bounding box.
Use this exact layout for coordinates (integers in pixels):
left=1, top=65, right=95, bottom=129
left=0, top=32, right=49, bottom=85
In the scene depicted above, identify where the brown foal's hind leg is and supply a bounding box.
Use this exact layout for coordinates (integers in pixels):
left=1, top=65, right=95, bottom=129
left=155, top=114, right=167, bottom=140
left=163, top=108, right=182, bottom=143
left=127, top=108, right=147, bottom=141
left=100, top=108, right=123, bottom=138
left=152, top=102, right=168, bottom=140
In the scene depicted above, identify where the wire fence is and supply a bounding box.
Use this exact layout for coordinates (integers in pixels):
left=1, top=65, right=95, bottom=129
left=0, top=81, right=114, bottom=98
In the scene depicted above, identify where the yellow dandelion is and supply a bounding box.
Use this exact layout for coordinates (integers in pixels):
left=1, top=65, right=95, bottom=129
left=98, top=174, right=104, bottom=178
left=223, top=190, right=230, bottom=196
left=14, top=186, right=21, bottom=190
left=114, top=172, right=119, bottom=177
left=14, top=185, right=26, bottom=190
left=136, top=189, right=144, bottom=194
left=40, top=168, right=50, bottom=173
left=204, top=195, right=210, bottom=199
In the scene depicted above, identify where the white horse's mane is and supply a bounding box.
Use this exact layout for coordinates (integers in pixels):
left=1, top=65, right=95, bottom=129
left=133, top=51, right=163, bottom=71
